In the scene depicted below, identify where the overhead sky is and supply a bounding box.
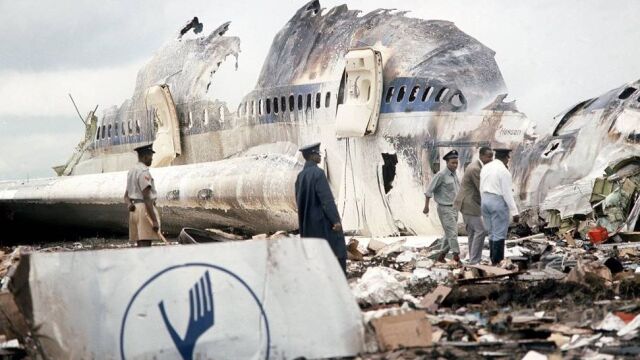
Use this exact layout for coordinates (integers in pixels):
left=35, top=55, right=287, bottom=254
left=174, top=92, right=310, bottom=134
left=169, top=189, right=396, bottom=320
left=0, top=0, right=638, bottom=179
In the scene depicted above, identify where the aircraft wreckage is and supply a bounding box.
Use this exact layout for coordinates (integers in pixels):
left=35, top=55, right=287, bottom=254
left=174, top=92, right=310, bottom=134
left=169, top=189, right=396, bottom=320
left=0, top=0, right=638, bottom=239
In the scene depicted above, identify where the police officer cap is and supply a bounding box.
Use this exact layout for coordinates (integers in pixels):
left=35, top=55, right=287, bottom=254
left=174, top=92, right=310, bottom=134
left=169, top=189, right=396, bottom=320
left=493, top=148, right=512, bottom=156
left=299, top=142, right=321, bottom=156
left=443, top=150, right=459, bottom=160
left=133, top=144, right=155, bottom=154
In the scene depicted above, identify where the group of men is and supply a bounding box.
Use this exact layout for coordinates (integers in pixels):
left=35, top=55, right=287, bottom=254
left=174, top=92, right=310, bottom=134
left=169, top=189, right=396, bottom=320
left=425, top=147, right=519, bottom=265
left=123, top=141, right=518, bottom=270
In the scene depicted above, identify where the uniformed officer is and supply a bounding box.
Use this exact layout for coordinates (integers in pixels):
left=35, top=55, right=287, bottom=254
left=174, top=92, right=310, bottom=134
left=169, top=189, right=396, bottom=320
left=424, top=150, right=461, bottom=262
left=124, top=144, right=161, bottom=247
left=295, top=142, right=347, bottom=272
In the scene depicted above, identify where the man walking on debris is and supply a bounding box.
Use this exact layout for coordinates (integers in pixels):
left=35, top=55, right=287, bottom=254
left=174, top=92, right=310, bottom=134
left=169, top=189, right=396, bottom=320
left=454, top=147, right=494, bottom=264
left=424, top=150, right=461, bottom=263
left=124, top=144, right=161, bottom=247
left=295, top=142, right=347, bottom=272
left=480, top=148, right=519, bottom=265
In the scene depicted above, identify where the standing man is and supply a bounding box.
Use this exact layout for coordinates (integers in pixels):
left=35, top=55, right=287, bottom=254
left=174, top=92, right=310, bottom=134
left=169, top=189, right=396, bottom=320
left=454, top=147, right=494, bottom=264
left=480, top=148, right=519, bottom=265
left=124, top=144, right=161, bottom=247
left=295, top=142, right=347, bottom=272
left=424, top=150, right=461, bottom=263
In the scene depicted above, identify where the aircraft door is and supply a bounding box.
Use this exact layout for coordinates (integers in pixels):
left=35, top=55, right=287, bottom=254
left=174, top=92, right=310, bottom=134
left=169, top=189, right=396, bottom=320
left=335, top=48, right=383, bottom=138
left=145, top=85, right=182, bottom=167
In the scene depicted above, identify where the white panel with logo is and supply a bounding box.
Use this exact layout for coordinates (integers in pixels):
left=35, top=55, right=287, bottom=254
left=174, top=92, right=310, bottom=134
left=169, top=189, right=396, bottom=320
left=335, top=48, right=383, bottom=138
left=13, top=238, right=364, bottom=359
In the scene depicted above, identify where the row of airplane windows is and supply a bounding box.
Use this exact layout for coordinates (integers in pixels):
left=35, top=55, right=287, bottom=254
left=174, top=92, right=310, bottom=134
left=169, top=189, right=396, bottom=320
left=96, top=119, right=141, bottom=141
left=238, top=91, right=332, bottom=117
left=385, top=85, right=465, bottom=107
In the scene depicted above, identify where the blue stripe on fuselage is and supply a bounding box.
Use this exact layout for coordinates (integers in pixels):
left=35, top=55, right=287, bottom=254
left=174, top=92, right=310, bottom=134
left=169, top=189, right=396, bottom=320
left=91, top=77, right=459, bottom=149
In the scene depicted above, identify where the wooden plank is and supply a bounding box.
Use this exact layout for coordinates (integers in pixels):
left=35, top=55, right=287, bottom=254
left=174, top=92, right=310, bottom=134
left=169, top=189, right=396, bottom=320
left=419, top=285, right=452, bottom=311
left=0, top=291, right=29, bottom=341
left=466, top=264, right=514, bottom=276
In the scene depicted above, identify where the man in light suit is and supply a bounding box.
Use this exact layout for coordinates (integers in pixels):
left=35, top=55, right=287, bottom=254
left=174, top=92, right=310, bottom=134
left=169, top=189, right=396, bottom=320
left=454, top=147, right=494, bottom=264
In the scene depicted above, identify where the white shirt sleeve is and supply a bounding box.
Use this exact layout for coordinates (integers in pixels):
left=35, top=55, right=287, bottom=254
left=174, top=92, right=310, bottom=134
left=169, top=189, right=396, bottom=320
left=500, top=167, right=519, bottom=216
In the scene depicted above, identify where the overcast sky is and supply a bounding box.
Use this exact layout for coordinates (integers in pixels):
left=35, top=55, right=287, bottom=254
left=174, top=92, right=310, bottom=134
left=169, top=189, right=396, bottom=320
left=1, top=0, right=638, bottom=179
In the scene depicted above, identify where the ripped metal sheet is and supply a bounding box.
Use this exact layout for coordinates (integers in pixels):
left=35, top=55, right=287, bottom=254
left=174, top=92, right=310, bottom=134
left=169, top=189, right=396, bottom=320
left=11, top=238, right=364, bottom=359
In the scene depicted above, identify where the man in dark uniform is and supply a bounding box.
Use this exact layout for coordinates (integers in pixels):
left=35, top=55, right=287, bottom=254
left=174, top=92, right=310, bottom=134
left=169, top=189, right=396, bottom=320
left=295, top=142, right=347, bottom=272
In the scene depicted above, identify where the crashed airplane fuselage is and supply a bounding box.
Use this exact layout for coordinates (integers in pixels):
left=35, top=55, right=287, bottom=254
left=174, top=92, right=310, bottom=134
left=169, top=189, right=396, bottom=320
left=512, top=80, right=640, bottom=233
left=0, top=1, right=533, bottom=237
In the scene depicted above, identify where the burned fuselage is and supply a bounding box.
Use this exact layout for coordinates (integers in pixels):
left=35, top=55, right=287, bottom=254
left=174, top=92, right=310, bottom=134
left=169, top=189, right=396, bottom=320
left=511, top=80, right=640, bottom=233
left=0, top=1, right=532, bottom=237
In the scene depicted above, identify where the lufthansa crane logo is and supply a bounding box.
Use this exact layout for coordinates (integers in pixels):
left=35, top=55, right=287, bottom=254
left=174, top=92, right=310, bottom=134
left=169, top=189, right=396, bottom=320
left=119, top=263, right=270, bottom=359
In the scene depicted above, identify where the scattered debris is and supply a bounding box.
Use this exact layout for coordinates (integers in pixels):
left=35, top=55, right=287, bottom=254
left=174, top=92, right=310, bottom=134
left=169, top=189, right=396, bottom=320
left=371, top=311, right=432, bottom=351
left=346, top=229, right=640, bottom=358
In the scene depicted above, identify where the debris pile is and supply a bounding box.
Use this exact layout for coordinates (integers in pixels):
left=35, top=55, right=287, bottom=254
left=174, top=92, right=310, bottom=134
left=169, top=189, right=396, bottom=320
left=347, top=233, right=640, bottom=359
left=0, top=229, right=637, bottom=358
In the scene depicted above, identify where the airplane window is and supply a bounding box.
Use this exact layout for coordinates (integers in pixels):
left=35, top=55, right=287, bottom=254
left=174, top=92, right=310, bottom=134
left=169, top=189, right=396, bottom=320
left=121, top=122, right=125, bottom=135
left=435, top=88, right=450, bottom=102
left=450, top=93, right=465, bottom=107
left=306, top=94, right=312, bottom=109
left=244, top=101, right=248, bottom=115
left=619, top=87, right=637, bottom=100
left=114, top=123, right=119, bottom=137
left=136, top=119, right=141, bottom=134
left=128, top=120, right=132, bottom=134
left=325, top=92, right=331, bottom=108
left=396, top=86, right=406, bottom=102
left=422, top=86, right=433, bottom=102
left=281, top=96, right=287, bottom=113
left=297, top=94, right=303, bottom=110
left=274, top=97, right=279, bottom=114
left=385, top=87, right=395, bottom=103
left=259, top=99, right=263, bottom=115
left=266, top=99, right=271, bottom=114
left=108, top=124, right=112, bottom=138
left=315, top=92, right=321, bottom=109
left=289, top=95, right=295, bottom=112
left=96, top=127, right=100, bottom=140
left=409, top=86, right=420, bottom=102
left=250, top=100, right=255, bottom=116
left=101, top=125, right=106, bottom=139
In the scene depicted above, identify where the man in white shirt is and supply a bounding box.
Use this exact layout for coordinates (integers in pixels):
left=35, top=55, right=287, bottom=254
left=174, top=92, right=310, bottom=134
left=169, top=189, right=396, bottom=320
left=479, top=148, right=520, bottom=265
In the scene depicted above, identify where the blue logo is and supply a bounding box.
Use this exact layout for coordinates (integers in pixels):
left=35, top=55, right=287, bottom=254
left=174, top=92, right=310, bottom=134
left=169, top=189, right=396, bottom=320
left=119, top=263, right=270, bottom=359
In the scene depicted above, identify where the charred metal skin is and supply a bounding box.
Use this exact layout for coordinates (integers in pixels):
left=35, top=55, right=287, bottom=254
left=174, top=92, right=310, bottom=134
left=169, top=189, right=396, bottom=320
left=511, top=80, right=640, bottom=223
left=0, top=1, right=533, bottom=237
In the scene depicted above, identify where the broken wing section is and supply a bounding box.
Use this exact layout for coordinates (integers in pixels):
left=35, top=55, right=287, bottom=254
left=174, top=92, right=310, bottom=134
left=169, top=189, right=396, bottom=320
left=0, top=154, right=301, bottom=235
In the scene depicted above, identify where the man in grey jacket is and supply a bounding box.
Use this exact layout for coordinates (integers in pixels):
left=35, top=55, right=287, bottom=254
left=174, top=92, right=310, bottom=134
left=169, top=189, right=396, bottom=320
left=424, top=150, right=460, bottom=263
left=454, top=147, right=494, bottom=264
